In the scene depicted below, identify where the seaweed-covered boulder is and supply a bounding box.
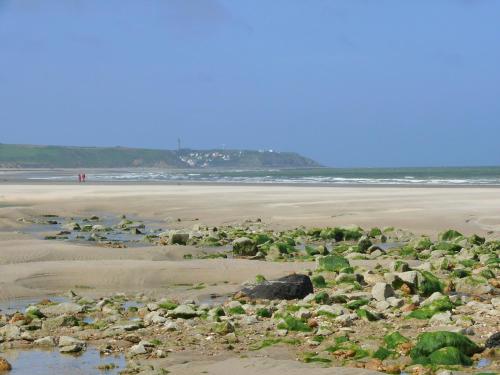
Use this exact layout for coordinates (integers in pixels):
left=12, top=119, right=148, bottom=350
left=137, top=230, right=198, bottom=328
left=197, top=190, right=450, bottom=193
left=428, top=346, right=472, bottom=366
left=410, top=331, right=481, bottom=364
left=485, top=332, right=500, bottom=348
left=357, top=236, right=373, bottom=253
left=439, top=230, right=463, bottom=242
left=317, top=255, right=350, bottom=272
left=169, top=231, right=190, bottom=245
left=232, top=237, right=258, bottom=256
left=240, top=274, right=313, bottom=300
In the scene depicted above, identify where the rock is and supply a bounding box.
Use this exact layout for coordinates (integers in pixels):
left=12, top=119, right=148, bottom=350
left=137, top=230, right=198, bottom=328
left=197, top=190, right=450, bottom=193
left=240, top=274, right=314, bottom=300
left=485, top=332, right=500, bottom=348
left=40, top=302, right=83, bottom=317
left=164, top=321, right=179, bottom=331
left=317, top=304, right=345, bottom=317
left=0, top=325, right=21, bottom=341
left=32, top=336, right=55, bottom=347
left=58, top=336, right=86, bottom=353
left=129, top=343, right=148, bottom=356
left=0, top=357, right=12, bottom=372
left=357, top=237, right=373, bottom=253
left=429, top=311, right=452, bottom=324
left=386, top=297, right=404, bottom=308
left=42, top=315, right=80, bottom=331
left=110, top=323, right=142, bottom=332
left=170, top=231, right=190, bottom=245
left=25, top=306, right=44, bottom=319
left=375, top=300, right=391, bottom=311
left=144, top=311, right=167, bottom=325
left=232, top=237, right=257, bottom=256
left=168, top=305, right=199, bottom=319
left=372, top=283, right=395, bottom=301
left=390, top=261, right=410, bottom=272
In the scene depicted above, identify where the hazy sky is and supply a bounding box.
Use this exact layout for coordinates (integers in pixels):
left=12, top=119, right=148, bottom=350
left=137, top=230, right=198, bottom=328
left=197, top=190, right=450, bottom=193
left=1, top=0, right=499, bottom=167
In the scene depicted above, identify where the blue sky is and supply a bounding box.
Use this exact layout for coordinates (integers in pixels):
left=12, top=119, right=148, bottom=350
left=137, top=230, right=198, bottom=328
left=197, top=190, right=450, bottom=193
left=0, top=0, right=499, bottom=167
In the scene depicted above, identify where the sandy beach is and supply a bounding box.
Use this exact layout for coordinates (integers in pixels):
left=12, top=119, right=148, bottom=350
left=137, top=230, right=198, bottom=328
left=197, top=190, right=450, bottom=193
left=0, top=183, right=499, bottom=374
left=1, top=183, right=500, bottom=300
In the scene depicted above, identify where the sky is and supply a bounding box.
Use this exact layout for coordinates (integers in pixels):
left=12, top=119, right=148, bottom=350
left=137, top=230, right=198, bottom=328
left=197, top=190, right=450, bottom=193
left=0, top=0, right=499, bottom=167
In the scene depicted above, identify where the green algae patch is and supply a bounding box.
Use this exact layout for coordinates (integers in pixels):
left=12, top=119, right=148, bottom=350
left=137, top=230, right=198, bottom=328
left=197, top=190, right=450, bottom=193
left=439, top=230, right=463, bottom=242
left=302, top=352, right=332, bottom=364
left=345, top=299, right=369, bottom=310
left=418, top=271, right=443, bottom=297
left=410, top=331, right=481, bottom=365
left=277, top=315, right=312, bottom=332
left=228, top=305, right=246, bottom=315
left=408, top=296, right=454, bottom=319
left=256, top=308, right=272, bottom=318
left=433, top=242, right=463, bottom=253
left=326, top=340, right=370, bottom=360
left=250, top=337, right=300, bottom=350
left=255, top=274, right=267, bottom=283
left=384, top=332, right=409, bottom=349
left=373, top=347, right=395, bottom=360
left=356, top=308, right=378, bottom=321
left=314, top=291, right=330, bottom=304
left=317, top=255, right=350, bottom=272
left=312, top=275, right=327, bottom=288
left=428, top=346, right=473, bottom=366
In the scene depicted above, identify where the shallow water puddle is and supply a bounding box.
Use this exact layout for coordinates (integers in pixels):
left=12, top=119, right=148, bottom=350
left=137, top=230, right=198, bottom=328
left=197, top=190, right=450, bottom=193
left=0, top=297, right=68, bottom=315
left=0, top=348, right=125, bottom=375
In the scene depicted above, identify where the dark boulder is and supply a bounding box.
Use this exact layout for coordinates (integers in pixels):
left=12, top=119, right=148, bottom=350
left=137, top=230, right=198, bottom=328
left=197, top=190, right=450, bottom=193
left=485, top=332, right=500, bottom=348
left=240, top=274, right=313, bottom=300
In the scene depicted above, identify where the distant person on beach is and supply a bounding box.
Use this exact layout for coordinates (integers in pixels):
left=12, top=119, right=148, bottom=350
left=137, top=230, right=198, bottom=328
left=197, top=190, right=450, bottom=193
left=78, top=173, right=82, bottom=183
left=82, top=173, right=86, bottom=182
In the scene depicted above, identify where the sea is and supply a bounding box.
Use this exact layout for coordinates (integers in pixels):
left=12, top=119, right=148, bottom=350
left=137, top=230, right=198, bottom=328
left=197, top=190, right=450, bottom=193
left=11, top=166, right=500, bottom=186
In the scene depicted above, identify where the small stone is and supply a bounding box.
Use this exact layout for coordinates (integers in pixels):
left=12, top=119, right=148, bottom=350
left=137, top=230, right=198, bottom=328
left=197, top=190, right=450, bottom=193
left=0, top=357, right=12, bottom=372
left=168, top=305, right=199, bottom=319
left=34, top=336, right=56, bottom=347
left=372, top=283, right=395, bottom=301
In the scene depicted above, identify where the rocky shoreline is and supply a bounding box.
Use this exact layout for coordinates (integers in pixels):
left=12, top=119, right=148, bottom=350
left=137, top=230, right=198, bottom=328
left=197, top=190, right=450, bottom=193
left=0, top=217, right=498, bottom=374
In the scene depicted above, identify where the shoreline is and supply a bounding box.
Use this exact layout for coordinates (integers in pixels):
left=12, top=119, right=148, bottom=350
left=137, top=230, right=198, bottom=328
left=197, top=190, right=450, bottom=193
left=2, top=180, right=500, bottom=189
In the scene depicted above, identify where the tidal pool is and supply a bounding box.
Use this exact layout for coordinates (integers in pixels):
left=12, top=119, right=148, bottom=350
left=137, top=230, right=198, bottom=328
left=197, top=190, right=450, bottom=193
left=0, top=348, right=125, bottom=375
left=0, top=297, right=68, bottom=315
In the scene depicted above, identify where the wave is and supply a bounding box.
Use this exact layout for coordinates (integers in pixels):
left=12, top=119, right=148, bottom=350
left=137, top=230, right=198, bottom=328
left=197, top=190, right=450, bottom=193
left=28, top=170, right=500, bottom=185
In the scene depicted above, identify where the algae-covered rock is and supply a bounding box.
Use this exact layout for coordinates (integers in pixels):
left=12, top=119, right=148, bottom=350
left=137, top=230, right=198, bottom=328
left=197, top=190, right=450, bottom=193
left=439, top=230, right=463, bottom=242
left=356, top=308, right=379, bottom=321
left=317, top=255, right=350, bottom=272
left=428, top=346, right=473, bottom=366
left=357, top=237, right=373, bottom=253
left=277, top=315, right=312, bottom=332
left=311, top=275, right=327, bottom=288
left=410, top=331, right=481, bottom=361
left=408, top=296, right=454, bottom=319
left=384, top=332, right=409, bottom=349
left=417, top=271, right=443, bottom=297
left=232, top=237, right=258, bottom=256
left=170, top=231, right=190, bottom=245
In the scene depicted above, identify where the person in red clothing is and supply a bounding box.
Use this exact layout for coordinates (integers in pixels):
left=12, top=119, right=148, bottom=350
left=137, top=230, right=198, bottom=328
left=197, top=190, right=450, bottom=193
left=78, top=173, right=82, bottom=183
left=82, top=173, right=86, bottom=182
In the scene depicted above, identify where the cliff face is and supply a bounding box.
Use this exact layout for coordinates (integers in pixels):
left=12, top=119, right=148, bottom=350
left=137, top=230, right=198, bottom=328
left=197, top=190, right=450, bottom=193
left=0, top=144, right=321, bottom=169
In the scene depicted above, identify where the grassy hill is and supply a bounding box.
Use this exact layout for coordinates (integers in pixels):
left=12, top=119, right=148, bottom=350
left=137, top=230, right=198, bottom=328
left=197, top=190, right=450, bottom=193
left=0, top=144, right=321, bottom=169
